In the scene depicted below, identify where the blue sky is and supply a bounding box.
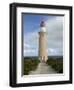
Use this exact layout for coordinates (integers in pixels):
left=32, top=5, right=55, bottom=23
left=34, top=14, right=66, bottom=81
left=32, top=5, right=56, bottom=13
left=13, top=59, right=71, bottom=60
left=22, top=14, right=53, bottom=34
left=22, top=14, right=63, bottom=56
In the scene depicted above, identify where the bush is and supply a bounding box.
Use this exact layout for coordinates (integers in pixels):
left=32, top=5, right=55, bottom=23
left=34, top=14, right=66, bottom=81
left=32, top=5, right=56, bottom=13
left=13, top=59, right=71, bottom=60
left=24, top=58, right=40, bottom=75
left=46, top=57, right=63, bottom=73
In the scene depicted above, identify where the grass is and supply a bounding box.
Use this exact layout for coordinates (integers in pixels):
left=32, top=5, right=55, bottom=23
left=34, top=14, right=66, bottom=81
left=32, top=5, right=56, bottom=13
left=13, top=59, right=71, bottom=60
left=24, top=58, right=40, bottom=75
left=46, top=57, right=63, bottom=73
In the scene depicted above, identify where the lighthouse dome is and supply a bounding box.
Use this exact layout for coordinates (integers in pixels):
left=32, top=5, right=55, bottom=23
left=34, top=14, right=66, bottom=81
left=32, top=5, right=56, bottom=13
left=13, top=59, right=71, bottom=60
left=40, top=21, right=46, bottom=32
left=40, top=27, right=46, bottom=32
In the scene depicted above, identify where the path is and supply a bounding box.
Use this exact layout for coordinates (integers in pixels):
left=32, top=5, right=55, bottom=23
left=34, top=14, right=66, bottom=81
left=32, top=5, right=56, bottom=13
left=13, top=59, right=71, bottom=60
left=29, top=62, right=57, bottom=75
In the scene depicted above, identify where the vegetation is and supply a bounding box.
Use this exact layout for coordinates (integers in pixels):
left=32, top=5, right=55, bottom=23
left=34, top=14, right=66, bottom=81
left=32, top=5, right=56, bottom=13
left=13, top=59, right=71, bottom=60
left=46, top=57, right=63, bottom=73
left=23, top=56, right=63, bottom=75
left=24, top=57, right=40, bottom=75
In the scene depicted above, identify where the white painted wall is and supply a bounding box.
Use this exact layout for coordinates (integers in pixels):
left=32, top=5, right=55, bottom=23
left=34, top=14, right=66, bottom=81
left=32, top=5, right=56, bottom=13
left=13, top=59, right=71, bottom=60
left=0, top=0, right=74, bottom=89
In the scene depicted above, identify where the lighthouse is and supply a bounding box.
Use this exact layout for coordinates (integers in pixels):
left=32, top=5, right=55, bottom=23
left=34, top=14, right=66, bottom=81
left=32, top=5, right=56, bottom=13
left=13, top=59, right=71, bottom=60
left=39, top=21, right=48, bottom=62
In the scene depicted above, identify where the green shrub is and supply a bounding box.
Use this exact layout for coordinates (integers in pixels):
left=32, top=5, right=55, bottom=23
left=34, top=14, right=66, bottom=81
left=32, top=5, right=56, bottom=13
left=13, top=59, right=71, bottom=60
left=24, top=58, right=40, bottom=75
left=46, top=58, right=63, bottom=73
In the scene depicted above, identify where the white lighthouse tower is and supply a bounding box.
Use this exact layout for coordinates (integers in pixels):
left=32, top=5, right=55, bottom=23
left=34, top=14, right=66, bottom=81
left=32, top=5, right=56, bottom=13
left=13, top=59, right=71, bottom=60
left=39, top=21, right=48, bottom=62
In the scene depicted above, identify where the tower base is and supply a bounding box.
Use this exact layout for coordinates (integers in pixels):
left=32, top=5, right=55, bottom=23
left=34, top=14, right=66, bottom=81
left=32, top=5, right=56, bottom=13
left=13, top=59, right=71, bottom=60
left=39, top=56, right=48, bottom=63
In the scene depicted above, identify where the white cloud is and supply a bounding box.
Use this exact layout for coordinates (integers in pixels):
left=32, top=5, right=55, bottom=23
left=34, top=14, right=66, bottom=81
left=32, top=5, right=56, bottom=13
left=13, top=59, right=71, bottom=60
left=23, top=31, right=39, bottom=56
left=48, top=48, right=63, bottom=56
left=24, top=43, right=31, bottom=49
left=24, top=49, right=38, bottom=56
left=48, top=48, right=57, bottom=53
left=46, top=16, right=63, bottom=56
